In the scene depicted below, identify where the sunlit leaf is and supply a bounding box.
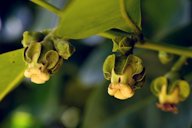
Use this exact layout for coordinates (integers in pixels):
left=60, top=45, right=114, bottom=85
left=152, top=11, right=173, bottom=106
left=0, top=49, right=26, bottom=101
left=55, top=0, right=141, bottom=39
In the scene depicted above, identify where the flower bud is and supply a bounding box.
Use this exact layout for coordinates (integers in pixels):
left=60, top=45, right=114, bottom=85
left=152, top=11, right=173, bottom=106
left=158, top=51, right=173, bottom=64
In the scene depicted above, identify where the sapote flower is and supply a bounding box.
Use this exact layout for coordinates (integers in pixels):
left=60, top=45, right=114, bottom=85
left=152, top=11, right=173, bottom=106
left=22, top=31, right=75, bottom=84
left=103, top=54, right=145, bottom=100
left=151, top=76, right=190, bottom=113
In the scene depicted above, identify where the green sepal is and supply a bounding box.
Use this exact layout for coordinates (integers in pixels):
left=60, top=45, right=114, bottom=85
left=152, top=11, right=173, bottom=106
left=158, top=51, right=173, bottom=64
left=133, top=68, right=145, bottom=82
left=50, top=58, right=63, bottom=74
left=134, top=76, right=146, bottom=90
left=22, top=31, right=45, bottom=47
left=103, top=54, right=115, bottom=80
left=53, top=39, right=75, bottom=59
left=151, top=76, right=167, bottom=96
left=24, top=43, right=41, bottom=63
left=43, top=50, right=59, bottom=70
left=127, top=55, right=144, bottom=77
left=112, top=37, right=132, bottom=55
left=170, top=80, right=190, bottom=101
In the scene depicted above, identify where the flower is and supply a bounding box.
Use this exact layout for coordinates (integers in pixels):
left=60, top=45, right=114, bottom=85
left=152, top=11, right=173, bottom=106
left=151, top=76, right=190, bottom=113
left=103, top=54, right=145, bottom=100
left=22, top=30, right=75, bottom=84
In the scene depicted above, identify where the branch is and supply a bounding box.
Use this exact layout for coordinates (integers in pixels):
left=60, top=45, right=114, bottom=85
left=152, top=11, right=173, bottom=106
left=98, top=32, right=192, bottom=58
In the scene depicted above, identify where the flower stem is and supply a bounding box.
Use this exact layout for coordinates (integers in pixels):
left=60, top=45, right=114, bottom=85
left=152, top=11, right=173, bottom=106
left=165, top=56, right=187, bottom=80
left=31, top=0, right=61, bottom=16
left=135, top=42, right=192, bottom=58
left=119, top=0, right=141, bottom=34
left=170, top=56, right=187, bottom=73
left=98, top=32, right=192, bottom=58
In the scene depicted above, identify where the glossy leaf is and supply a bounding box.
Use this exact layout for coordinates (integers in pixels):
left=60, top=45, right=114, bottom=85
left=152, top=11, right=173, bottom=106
left=55, top=0, right=141, bottom=39
left=0, top=49, right=26, bottom=101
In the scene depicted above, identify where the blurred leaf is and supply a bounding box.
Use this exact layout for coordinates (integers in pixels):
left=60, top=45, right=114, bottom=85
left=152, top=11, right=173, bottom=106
left=161, top=23, right=192, bottom=46
left=55, top=0, right=141, bottom=39
left=143, top=0, right=190, bottom=39
left=0, top=49, right=26, bottom=101
left=82, top=83, right=153, bottom=128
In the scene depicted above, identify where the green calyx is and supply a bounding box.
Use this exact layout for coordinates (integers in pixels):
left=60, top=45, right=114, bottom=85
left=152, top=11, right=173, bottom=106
left=22, top=31, right=45, bottom=47
left=112, top=36, right=136, bottom=55
left=22, top=30, right=75, bottom=84
left=103, top=54, right=145, bottom=99
left=52, top=38, right=75, bottom=60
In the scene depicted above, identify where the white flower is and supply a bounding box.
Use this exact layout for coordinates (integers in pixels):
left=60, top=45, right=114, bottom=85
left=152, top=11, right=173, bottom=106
left=108, top=83, right=134, bottom=100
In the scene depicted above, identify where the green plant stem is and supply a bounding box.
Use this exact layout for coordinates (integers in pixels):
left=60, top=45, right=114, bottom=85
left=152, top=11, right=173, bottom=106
left=98, top=32, right=192, bottom=58
left=31, top=0, right=61, bottom=16
left=165, top=56, right=187, bottom=80
left=135, top=42, right=192, bottom=58
left=119, top=0, right=141, bottom=34
left=171, top=56, right=187, bottom=73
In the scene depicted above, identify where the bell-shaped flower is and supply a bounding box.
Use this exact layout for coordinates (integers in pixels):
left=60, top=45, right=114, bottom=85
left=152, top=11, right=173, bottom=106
left=151, top=76, right=190, bottom=113
left=103, top=54, right=145, bottom=100
left=22, top=30, right=75, bottom=84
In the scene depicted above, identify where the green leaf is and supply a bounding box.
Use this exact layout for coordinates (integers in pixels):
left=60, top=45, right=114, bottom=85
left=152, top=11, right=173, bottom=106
left=55, top=0, right=141, bottom=39
left=0, top=49, right=26, bottom=101
left=125, top=0, right=141, bottom=29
